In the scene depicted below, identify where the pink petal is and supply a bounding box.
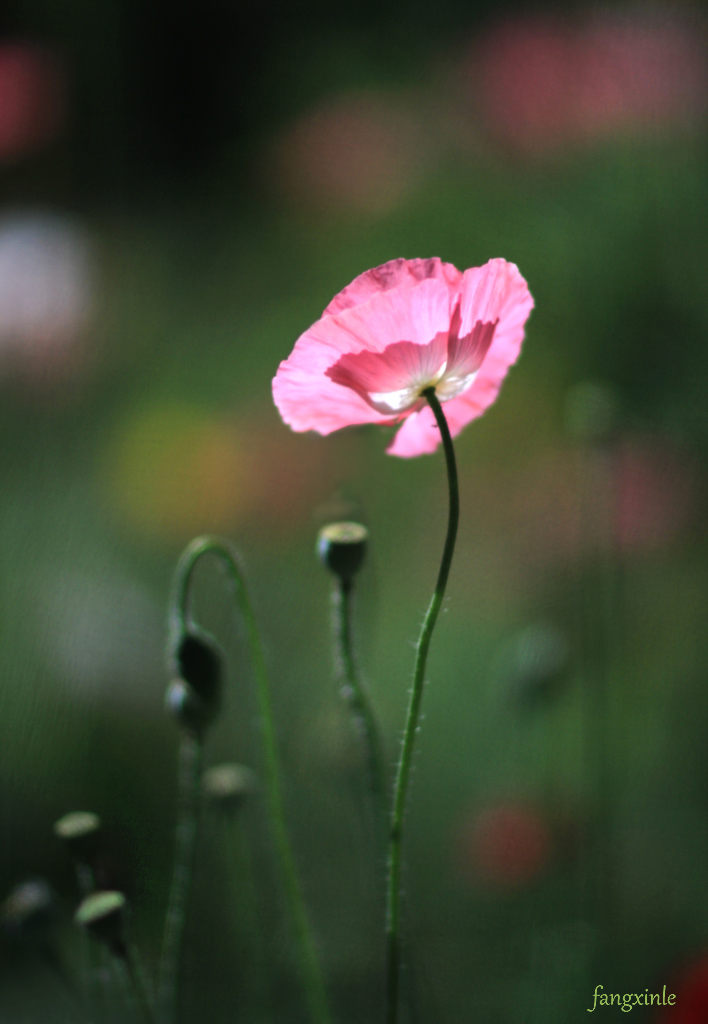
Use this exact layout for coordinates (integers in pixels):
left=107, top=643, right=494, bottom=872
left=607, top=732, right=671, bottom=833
left=386, top=390, right=493, bottom=457
left=457, top=259, right=532, bottom=332
left=273, top=272, right=457, bottom=433
left=456, top=262, right=534, bottom=413
left=323, top=257, right=461, bottom=317
left=325, top=334, right=447, bottom=412
left=387, top=260, right=534, bottom=456
left=272, top=357, right=385, bottom=435
left=386, top=406, right=442, bottom=457
left=446, top=316, right=498, bottom=378
left=272, top=256, right=533, bottom=449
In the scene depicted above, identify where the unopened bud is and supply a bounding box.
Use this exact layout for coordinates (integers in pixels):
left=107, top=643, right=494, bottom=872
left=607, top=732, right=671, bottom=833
left=53, top=811, right=101, bottom=863
left=1, top=879, right=56, bottom=937
left=165, top=677, right=213, bottom=735
left=176, top=628, right=222, bottom=705
left=74, top=891, right=127, bottom=955
left=317, top=522, right=368, bottom=583
left=166, top=627, right=223, bottom=735
left=203, top=763, right=255, bottom=811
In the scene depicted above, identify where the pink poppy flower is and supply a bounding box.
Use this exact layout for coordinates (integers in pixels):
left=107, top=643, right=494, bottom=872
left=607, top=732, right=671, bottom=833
left=272, top=257, right=533, bottom=457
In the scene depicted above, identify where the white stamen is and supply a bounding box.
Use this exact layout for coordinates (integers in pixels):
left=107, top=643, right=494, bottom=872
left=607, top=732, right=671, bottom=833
left=367, top=359, right=478, bottom=414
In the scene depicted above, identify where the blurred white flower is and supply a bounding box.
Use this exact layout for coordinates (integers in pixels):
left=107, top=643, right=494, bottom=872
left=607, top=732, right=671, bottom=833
left=0, top=212, right=94, bottom=379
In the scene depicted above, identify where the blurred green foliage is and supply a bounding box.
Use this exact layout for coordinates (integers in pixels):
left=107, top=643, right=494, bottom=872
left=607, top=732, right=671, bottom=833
left=2, top=1, right=708, bottom=1022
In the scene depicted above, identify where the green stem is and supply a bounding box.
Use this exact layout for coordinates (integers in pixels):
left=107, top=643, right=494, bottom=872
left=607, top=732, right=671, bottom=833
left=39, top=939, right=83, bottom=1009
left=385, top=389, right=459, bottom=1024
left=170, top=537, right=332, bottom=1024
left=125, top=942, right=159, bottom=1024
left=70, top=861, right=103, bottom=1008
left=159, top=732, right=202, bottom=1023
left=223, top=816, right=271, bottom=1022
left=112, top=944, right=158, bottom=1024
left=333, top=578, right=387, bottom=850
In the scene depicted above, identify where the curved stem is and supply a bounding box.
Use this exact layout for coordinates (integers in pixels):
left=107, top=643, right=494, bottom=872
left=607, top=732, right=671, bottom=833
left=170, top=537, right=332, bottom=1024
left=333, top=578, right=387, bottom=850
left=158, top=732, right=202, bottom=1023
left=385, top=389, right=459, bottom=1024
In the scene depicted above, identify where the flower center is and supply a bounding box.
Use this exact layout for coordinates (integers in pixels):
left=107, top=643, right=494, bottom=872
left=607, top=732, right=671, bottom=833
left=367, top=360, right=448, bottom=414
left=325, top=315, right=498, bottom=417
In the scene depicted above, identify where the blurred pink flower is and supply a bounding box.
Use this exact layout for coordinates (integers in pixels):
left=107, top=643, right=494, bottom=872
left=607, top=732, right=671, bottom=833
left=469, top=7, right=708, bottom=156
left=474, top=17, right=576, bottom=155
left=266, top=90, right=431, bottom=216
left=272, top=257, right=533, bottom=457
left=614, top=436, right=701, bottom=552
left=577, top=9, right=708, bottom=137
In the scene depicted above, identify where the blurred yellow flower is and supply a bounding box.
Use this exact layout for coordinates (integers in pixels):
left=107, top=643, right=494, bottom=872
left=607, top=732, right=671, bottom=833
left=104, top=403, right=254, bottom=541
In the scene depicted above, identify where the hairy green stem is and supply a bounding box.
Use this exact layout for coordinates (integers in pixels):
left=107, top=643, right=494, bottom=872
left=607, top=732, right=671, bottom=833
left=385, top=389, right=459, bottom=1024
left=170, top=537, right=332, bottom=1024
left=158, top=732, right=202, bottom=1023
left=333, top=578, right=387, bottom=847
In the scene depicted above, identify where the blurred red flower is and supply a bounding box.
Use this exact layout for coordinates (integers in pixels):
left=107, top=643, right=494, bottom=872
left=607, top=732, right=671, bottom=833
left=0, top=43, right=66, bottom=162
left=455, top=802, right=552, bottom=890
left=656, top=954, right=708, bottom=1023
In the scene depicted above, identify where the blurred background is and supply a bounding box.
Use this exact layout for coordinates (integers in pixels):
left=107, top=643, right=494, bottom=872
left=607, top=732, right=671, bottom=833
left=2, top=0, right=708, bottom=1020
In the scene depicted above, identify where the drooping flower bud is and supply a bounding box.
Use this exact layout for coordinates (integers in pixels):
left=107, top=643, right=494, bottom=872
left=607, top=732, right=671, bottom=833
left=166, top=626, right=223, bottom=735
left=165, top=677, right=209, bottom=736
left=317, top=521, right=368, bottom=584
left=74, top=891, right=127, bottom=957
left=202, top=763, right=256, bottom=812
left=176, top=628, right=222, bottom=703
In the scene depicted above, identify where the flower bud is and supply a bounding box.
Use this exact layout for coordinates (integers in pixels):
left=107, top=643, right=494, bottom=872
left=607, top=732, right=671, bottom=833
left=1, top=879, right=56, bottom=938
left=74, top=891, right=127, bottom=956
left=176, top=628, right=222, bottom=704
left=165, top=677, right=213, bottom=735
left=317, top=521, right=368, bottom=583
left=53, top=811, right=101, bottom=864
left=166, top=626, right=223, bottom=735
left=202, top=763, right=255, bottom=811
